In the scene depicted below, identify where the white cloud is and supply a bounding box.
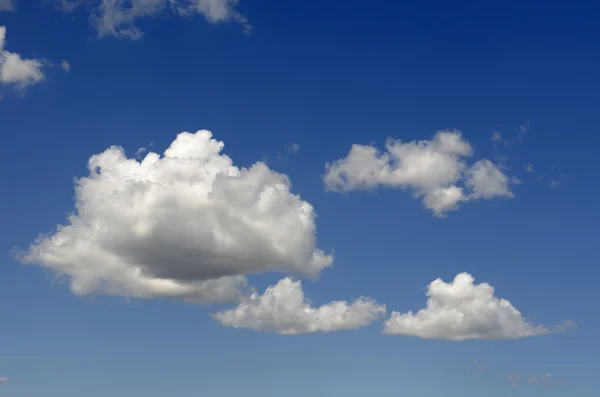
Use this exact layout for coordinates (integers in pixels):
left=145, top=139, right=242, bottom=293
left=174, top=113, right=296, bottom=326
left=471, top=361, right=486, bottom=373
left=17, top=130, right=333, bottom=304
left=287, top=143, right=300, bottom=153
left=524, top=163, right=534, bottom=173
left=549, top=174, right=567, bottom=189
left=465, top=159, right=513, bottom=199
left=213, top=277, right=386, bottom=334
left=324, top=130, right=514, bottom=216
left=57, top=0, right=87, bottom=12
left=61, top=60, right=71, bottom=72
left=83, top=0, right=251, bottom=39
left=0, top=0, right=15, bottom=12
left=383, top=273, right=552, bottom=340
left=0, top=26, right=45, bottom=89
left=508, top=373, right=521, bottom=388
left=508, top=373, right=520, bottom=381
left=491, top=131, right=503, bottom=142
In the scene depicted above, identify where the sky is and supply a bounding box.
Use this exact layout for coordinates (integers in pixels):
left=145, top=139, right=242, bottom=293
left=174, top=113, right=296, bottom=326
left=0, top=0, right=599, bottom=396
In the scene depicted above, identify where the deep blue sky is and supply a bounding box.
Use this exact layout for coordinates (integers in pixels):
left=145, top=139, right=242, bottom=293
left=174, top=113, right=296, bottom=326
left=1, top=1, right=599, bottom=396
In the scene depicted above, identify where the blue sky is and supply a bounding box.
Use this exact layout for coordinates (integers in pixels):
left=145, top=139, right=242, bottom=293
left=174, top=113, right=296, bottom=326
left=1, top=1, right=599, bottom=396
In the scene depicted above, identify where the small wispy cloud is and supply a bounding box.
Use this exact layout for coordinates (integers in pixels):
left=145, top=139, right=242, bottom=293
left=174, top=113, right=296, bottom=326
left=538, top=373, right=567, bottom=388
left=287, top=143, right=300, bottom=153
left=464, top=360, right=568, bottom=391
left=549, top=173, right=567, bottom=189
left=0, top=0, right=15, bottom=12
left=55, top=0, right=252, bottom=40
left=524, top=163, right=534, bottom=173
left=491, top=130, right=504, bottom=143
left=134, top=141, right=154, bottom=159
left=56, top=0, right=88, bottom=12
left=61, top=60, right=71, bottom=72
left=508, top=372, right=521, bottom=388
left=553, top=320, right=575, bottom=333
left=510, top=176, right=523, bottom=185
left=276, top=142, right=300, bottom=161
left=471, top=360, right=486, bottom=373
left=509, top=372, right=567, bottom=389
left=0, top=377, right=8, bottom=383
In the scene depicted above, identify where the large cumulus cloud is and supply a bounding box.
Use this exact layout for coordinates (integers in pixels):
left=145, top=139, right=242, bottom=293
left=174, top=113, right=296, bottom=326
left=18, top=130, right=333, bottom=304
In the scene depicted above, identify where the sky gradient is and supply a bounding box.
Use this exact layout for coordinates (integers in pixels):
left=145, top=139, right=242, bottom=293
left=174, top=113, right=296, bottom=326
left=1, top=1, right=599, bottom=396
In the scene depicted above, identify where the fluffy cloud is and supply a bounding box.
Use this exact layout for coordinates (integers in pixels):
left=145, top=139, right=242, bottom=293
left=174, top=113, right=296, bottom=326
left=213, top=277, right=386, bottom=334
left=0, top=26, right=44, bottom=89
left=61, top=60, right=71, bottom=72
left=18, top=130, right=333, bottom=304
left=323, top=130, right=514, bottom=216
left=0, top=0, right=15, bottom=12
left=383, top=273, right=552, bottom=340
left=62, top=0, right=251, bottom=39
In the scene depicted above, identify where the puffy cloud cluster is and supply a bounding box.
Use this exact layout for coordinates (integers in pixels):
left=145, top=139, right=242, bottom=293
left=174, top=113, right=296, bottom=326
left=0, top=26, right=44, bottom=89
left=19, top=129, right=568, bottom=338
left=19, top=130, right=333, bottom=304
left=213, top=277, right=386, bottom=334
left=60, top=0, right=251, bottom=39
left=324, top=130, right=514, bottom=216
left=383, top=273, right=550, bottom=340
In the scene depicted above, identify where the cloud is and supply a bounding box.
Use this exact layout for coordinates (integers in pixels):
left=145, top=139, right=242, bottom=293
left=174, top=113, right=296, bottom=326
left=548, top=181, right=562, bottom=189
left=324, top=130, right=514, bottom=217
left=471, top=361, right=486, bottom=373
left=383, top=273, right=557, bottom=340
left=63, top=0, right=251, bottom=39
left=0, top=26, right=44, bottom=89
left=213, top=277, right=386, bottom=334
left=17, top=130, right=333, bottom=304
left=465, top=159, right=513, bottom=199
left=0, top=26, right=68, bottom=96
left=508, top=373, right=521, bottom=388
left=276, top=143, right=301, bottom=161
left=524, top=163, right=534, bottom=173
left=0, top=0, right=15, bottom=12
left=0, top=377, right=7, bottom=383
left=57, top=0, right=88, bottom=12
left=549, top=174, right=567, bottom=189
left=287, top=143, right=300, bottom=153
left=61, top=60, right=71, bottom=72
left=491, top=131, right=503, bottom=142
left=522, top=373, right=566, bottom=388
